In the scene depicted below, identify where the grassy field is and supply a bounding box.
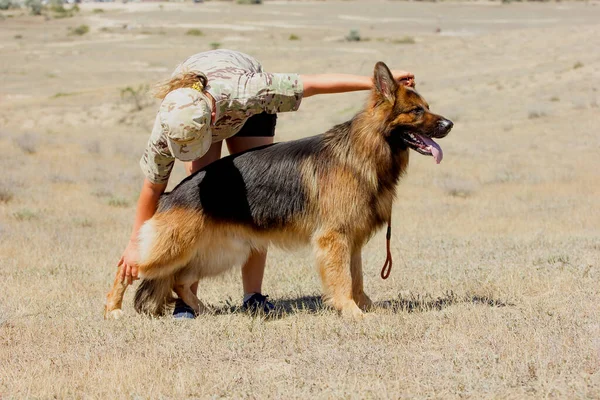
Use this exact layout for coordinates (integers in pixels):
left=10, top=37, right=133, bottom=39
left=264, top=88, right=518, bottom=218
left=1, top=0, right=599, bottom=398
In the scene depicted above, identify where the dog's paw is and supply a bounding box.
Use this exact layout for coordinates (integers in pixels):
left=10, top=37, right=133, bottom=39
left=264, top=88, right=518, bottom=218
left=341, top=302, right=364, bottom=320
left=104, top=308, right=124, bottom=320
left=355, top=293, right=374, bottom=311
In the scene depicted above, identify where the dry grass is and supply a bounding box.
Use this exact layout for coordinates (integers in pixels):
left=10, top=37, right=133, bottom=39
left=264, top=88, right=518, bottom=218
left=0, top=1, right=599, bottom=398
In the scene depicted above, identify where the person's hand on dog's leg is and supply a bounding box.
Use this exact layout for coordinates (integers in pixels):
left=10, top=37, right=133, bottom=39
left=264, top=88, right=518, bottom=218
left=117, top=179, right=166, bottom=284
left=118, top=240, right=139, bottom=284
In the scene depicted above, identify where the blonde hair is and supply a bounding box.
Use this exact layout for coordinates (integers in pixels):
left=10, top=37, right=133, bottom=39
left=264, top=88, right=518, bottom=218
left=153, top=71, right=208, bottom=100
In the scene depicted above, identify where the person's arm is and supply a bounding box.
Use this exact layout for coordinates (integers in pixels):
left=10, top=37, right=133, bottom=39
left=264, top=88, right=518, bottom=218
left=118, top=178, right=167, bottom=284
left=300, top=71, right=415, bottom=97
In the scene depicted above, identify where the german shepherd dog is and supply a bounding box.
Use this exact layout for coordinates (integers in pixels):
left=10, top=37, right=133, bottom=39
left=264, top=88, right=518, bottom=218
left=104, top=62, right=453, bottom=320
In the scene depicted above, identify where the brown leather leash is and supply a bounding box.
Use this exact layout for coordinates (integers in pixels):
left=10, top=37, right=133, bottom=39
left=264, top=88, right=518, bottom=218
left=380, top=215, right=393, bottom=279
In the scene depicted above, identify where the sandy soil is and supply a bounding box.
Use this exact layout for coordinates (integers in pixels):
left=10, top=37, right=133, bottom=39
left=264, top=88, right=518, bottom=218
left=0, top=1, right=599, bottom=398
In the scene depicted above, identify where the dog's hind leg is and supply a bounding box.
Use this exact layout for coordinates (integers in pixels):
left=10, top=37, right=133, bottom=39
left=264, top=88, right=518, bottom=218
left=314, top=230, right=363, bottom=319
left=173, top=282, right=209, bottom=316
left=350, top=250, right=373, bottom=311
left=104, top=265, right=129, bottom=320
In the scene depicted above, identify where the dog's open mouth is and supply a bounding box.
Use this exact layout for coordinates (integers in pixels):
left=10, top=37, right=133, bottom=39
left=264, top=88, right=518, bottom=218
left=403, top=133, right=443, bottom=164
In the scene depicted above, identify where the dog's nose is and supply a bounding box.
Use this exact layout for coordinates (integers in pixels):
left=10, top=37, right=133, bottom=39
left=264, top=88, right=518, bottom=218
left=439, top=119, right=453, bottom=131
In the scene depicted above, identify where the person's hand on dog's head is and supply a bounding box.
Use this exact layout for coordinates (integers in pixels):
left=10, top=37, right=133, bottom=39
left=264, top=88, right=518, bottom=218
left=391, top=70, right=416, bottom=88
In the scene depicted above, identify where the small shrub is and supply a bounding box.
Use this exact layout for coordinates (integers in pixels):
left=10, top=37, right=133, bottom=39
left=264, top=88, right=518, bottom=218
left=24, top=0, right=42, bottom=15
left=210, top=42, right=221, bottom=50
left=14, top=133, right=37, bottom=154
left=49, top=174, right=75, bottom=184
left=70, top=24, right=89, bottom=36
left=289, top=34, right=300, bottom=41
left=528, top=110, right=546, bottom=119
left=550, top=96, right=560, bottom=102
left=345, top=29, right=361, bottom=42
left=84, top=140, right=101, bottom=154
left=13, top=209, right=38, bottom=221
left=92, top=188, right=113, bottom=198
left=0, top=0, right=16, bottom=10
left=108, top=197, right=129, bottom=208
left=73, top=218, right=93, bottom=228
left=120, top=84, right=150, bottom=112
left=392, top=36, right=416, bottom=45
left=185, top=28, right=203, bottom=36
left=436, top=177, right=476, bottom=199
left=92, top=8, right=104, bottom=13
left=52, top=92, right=77, bottom=98
left=0, top=187, right=13, bottom=203
left=50, top=3, right=67, bottom=13
left=14, top=34, right=23, bottom=39
left=573, top=61, right=584, bottom=69
left=535, top=254, right=571, bottom=266
left=236, top=0, right=262, bottom=4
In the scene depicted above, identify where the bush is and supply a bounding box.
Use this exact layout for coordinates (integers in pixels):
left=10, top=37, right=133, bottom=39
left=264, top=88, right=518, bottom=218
left=0, top=0, right=17, bottom=10
left=70, top=24, right=89, bottom=36
left=345, top=29, right=361, bottom=42
left=0, top=187, right=13, bottom=203
left=210, top=42, right=220, bottom=50
left=185, top=28, right=203, bottom=36
left=289, top=34, right=300, bottom=41
left=392, top=36, right=416, bottom=45
left=13, top=209, right=38, bottom=221
left=120, top=84, right=150, bottom=111
left=50, top=2, right=67, bottom=13
left=25, top=0, right=42, bottom=16
left=108, top=197, right=129, bottom=208
left=236, top=0, right=262, bottom=4
left=14, top=133, right=38, bottom=154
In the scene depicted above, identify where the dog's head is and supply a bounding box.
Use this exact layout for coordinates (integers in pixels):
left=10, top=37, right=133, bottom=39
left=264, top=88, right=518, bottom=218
left=372, top=62, right=453, bottom=164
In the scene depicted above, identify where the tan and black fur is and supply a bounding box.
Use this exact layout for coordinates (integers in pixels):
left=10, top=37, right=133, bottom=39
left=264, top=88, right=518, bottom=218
left=104, top=62, right=453, bottom=320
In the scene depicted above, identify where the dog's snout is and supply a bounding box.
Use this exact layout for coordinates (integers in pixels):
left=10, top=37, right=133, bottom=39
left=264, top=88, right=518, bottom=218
left=439, top=119, right=453, bottom=131
left=434, top=119, right=453, bottom=138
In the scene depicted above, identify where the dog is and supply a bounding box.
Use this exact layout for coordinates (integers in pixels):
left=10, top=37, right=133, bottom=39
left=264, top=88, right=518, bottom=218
left=104, top=62, right=453, bottom=320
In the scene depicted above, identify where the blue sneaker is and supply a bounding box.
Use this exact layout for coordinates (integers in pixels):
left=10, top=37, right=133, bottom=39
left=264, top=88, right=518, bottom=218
left=173, top=298, right=196, bottom=319
left=242, top=293, right=275, bottom=315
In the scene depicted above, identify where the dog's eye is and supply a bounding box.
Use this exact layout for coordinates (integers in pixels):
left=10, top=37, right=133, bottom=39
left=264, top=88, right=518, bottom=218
left=411, top=108, right=424, bottom=116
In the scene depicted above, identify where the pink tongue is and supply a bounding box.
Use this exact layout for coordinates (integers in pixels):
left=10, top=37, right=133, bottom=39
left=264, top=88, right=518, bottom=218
left=417, top=134, right=443, bottom=164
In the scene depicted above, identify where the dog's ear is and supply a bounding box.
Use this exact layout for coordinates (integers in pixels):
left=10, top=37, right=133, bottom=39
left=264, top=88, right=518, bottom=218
left=373, top=62, right=398, bottom=104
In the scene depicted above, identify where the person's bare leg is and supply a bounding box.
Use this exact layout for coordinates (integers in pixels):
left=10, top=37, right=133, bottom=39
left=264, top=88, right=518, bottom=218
left=241, top=249, right=267, bottom=294
left=226, top=136, right=274, bottom=297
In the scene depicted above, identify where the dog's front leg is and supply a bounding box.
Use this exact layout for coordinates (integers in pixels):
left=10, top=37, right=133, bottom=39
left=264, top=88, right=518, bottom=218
left=350, top=251, right=373, bottom=311
left=104, top=265, right=129, bottom=320
left=314, top=230, right=363, bottom=319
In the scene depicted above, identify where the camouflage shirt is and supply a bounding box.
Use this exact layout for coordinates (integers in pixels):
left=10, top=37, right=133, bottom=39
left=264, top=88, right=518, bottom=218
left=140, top=49, right=304, bottom=184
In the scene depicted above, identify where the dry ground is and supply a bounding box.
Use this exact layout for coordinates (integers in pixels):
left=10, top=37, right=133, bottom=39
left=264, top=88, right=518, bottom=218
left=1, top=0, right=599, bottom=398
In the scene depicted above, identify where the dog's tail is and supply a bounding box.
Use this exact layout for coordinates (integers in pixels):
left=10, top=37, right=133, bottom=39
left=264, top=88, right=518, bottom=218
left=134, top=277, right=175, bottom=316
